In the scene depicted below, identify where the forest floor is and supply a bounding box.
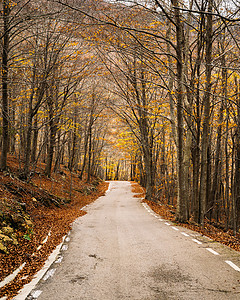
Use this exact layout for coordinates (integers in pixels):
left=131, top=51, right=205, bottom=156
left=0, top=155, right=109, bottom=299
left=131, top=183, right=240, bottom=253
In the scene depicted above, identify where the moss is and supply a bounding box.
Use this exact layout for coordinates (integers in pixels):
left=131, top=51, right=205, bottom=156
left=0, top=230, right=19, bottom=254
left=0, top=242, right=8, bottom=254
left=0, top=233, right=12, bottom=242
left=2, top=226, right=14, bottom=235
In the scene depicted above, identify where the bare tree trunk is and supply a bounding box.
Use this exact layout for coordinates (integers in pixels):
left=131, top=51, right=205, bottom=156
left=69, top=126, right=77, bottom=171
left=0, top=0, right=10, bottom=170
left=172, top=0, right=188, bottom=222
left=54, top=131, right=67, bottom=173
left=225, top=112, right=230, bottom=230
left=10, top=100, right=16, bottom=154
left=166, top=20, right=177, bottom=146
left=41, top=122, right=48, bottom=164
left=192, top=54, right=202, bottom=223
left=233, top=77, right=240, bottom=235
left=79, top=118, right=92, bottom=180
left=31, top=115, right=38, bottom=163
left=45, top=95, right=58, bottom=177
left=24, top=109, right=33, bottom=177
left=208, top=46, right=226, bottom=220
left=199, top=0, right=213, bottom=225
left=87, top=119, right=92, bottom=182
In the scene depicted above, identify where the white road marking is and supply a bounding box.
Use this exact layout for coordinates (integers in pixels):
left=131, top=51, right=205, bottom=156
left=65, top=237, right=70, bottom=242
left=42, top=235, right=49, bottom=244
left=14, top=238, right=65, bottom=300
left=206, top=248, right=219, bottom=255
left=0, top=262, right=26, bottom=289
left=43, top=268, right=56, bottom=281
left=181, top=232, right=190, bottom=237
left=31, top=290, right=42, bottom=298
left=141, top=198, right=239, bottom=275
left=225, top=261, right=240, bottom=272
left=36, top=231, right=51, bottom=251
left=192, top=239, right=202, bottom=245
left=61, top=245, right=68, bottom=251
left=55, top=256, right=63, bottom=264
left=142, top=203, right=164, bottom=221
left=82, top=204, right=89, bottom=210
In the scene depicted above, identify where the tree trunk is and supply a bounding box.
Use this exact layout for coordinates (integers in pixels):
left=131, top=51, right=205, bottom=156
left=166, top=20, right=177, bottom=146
left=31, top=115, right=38, bottom=163
left=233, top=77, right=240, bottom=235
left=23, top=111, right=33, bottom=177
left=172, top=0, right=188, bottom=222
left=208, top=52, right=226, bottom=220
left=0, top=0, right=10, bottom=170
left=87, top=121, right=92, bottom=182
left=199, top=0, right=213, bottom=225
left=45, top=96, right=58, bottom=177
left=68, top=113, right=78, bottom=171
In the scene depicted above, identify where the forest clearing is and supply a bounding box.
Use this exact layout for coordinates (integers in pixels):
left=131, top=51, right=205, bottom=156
left=0, top=0, right=240, bottom=299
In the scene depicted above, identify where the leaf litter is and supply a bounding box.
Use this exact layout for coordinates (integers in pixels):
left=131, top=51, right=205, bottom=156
left=0, top=155, right=108, bottom=299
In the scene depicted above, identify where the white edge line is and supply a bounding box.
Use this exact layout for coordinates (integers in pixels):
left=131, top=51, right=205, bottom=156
left=55, top=256, right=63, bottom=264
left=192, top=238, right=202, bottom=245
left=41, top=235, right=48, bottom=245
left=43, top=268, right=56, bottom=281
left=31, top=290, right=42, bottom=298
left=105, top=182, right=112, bottom=194
left=181, top=232, right=189, bottom=237
left=206, top=248, right=219, bottom=255
left=0, top=263, right=26, bottom=289
left=225, top=260, right=240, bottom=272
left=172, top=226, right=179, bottom=231
left=14, top=236, right=66, bottom=300
left=36, top=230, right=52, bottom=252
left=61, top=245, right=68, bottom=251
left=165, top=222, right=171, bottom=226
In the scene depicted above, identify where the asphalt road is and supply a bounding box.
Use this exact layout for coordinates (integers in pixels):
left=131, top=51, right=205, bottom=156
left=32, top=181, right=240, bottom=300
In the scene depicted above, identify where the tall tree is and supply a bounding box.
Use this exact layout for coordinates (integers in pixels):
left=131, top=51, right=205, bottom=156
left=0, top=0, right=10, bottom=170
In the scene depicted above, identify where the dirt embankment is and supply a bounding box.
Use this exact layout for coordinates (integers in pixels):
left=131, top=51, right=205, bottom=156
left=0, top=155, right=109, bottom=299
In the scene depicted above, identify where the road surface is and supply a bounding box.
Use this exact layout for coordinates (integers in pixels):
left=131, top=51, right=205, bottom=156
left=30, top=181, right=240, bottom=299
